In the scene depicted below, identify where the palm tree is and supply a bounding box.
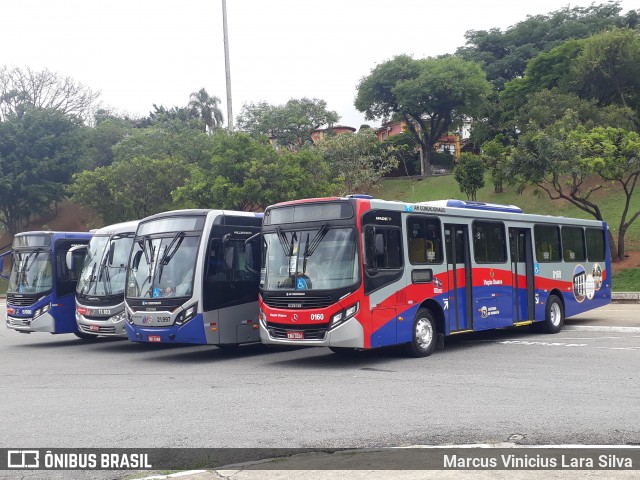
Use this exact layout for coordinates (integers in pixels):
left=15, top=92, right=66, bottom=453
left=188, top=88, right=224, bottom=133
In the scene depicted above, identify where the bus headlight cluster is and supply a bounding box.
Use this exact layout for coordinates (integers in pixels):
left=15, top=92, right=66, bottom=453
left=175, top=304, right=197, bottom=326
left=258, top=309, right=267, bottom=327
left=33, top=303, right=52, bottom=319
left=111, top=311, right=126, bottom=324
left=331, top=302, right=359, bottom=329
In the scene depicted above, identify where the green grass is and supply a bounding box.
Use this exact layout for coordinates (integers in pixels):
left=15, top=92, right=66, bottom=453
left=373, top=175, right=640, bottom=251
left=611, top=268, right=640, bottom=292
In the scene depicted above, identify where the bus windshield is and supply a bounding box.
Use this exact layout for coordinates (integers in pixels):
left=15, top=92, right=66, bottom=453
left=127, top=234, right=200, bottom=299
left=78, top=234, right=134, bottom=297
left=262, top=227, right=359, bottom=291
left=8, top=249, right=53, bottom=295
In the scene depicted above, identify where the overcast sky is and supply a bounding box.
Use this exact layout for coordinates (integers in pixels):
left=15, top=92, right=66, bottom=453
left=3, top=0, right=635, bottom=128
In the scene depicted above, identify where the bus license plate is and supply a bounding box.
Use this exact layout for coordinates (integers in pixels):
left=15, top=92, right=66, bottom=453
left=287, top=331, right=304, bottom=340
left=89, top=325, right=99, bottom=332
left=148, top=335, right=161, bottom=342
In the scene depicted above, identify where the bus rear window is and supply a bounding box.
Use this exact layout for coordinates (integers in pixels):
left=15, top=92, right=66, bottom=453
left=586, top=228, right=606, bottom=261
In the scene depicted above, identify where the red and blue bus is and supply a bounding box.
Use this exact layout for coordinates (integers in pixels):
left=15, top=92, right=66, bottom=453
left=258, top=196, right=611, bottom=356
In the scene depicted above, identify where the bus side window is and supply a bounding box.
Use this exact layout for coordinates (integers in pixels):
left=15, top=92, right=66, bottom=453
left=534, top=225, right=561, bottom=262
left=408, top=217, right=442, bottom=264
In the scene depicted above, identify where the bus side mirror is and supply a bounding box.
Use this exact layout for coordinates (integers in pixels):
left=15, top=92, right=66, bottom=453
left=66, top=245, right=87, bottom=271
left=0, top=251, right=8, bottom=280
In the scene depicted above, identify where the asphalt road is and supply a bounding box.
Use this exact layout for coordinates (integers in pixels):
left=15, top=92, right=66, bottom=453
left=1, top=303, right=638, bottom=454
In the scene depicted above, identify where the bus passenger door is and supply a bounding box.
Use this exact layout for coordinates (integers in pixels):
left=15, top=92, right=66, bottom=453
left=509, top=228, right=535, bottom=322
left=444, top=224, right=472, bottom=332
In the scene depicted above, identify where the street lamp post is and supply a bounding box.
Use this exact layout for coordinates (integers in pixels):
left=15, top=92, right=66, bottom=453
left=222, top=0, right=233, bottom=131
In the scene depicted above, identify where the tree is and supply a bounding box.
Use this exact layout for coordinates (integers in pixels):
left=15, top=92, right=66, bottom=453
left=457, top=2, right=638, bottom=89
left=355, top=55, right=491, bottom=175
left=453, top=153, right=485, bottom=201
left=68, top=156, right=190, bottom=224
left=570, top=28, right=640, bottom=126
left=481, top=135, right=511, bottom=193
left=315, top=129, right=398, bottom=194
left=111, top=127, right=215, bottom=165
left=237, top=98, right=339, bottom=150
left=188, top=88, right=224, bottom=132
left=0, top=108, right=85, bottom=234
left=173, top=131, right=335, bottom=211
left=0, top=66, right=100, bottom=122
left=509, top=113, right=640, bottom=260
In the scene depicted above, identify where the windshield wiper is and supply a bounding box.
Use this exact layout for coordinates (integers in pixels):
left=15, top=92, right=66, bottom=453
left=302, top=224, right=329, bottom=275
left=158, top=232, right=185, bottom=281
left=15, top=249, right=45, bottom=288
left=96, top=248, right=112, bottom=296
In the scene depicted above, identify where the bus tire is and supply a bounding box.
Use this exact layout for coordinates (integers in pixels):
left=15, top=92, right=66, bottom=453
left=541, top=294, right=564, bottom=334
left=405, top=308, right=437, bottom=358
left=74, top=332, right=99, bottom=341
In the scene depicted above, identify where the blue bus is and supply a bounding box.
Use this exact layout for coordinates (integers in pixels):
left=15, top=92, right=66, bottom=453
left=4, top=231, right=92, bottom=336
left=124, top=209, right=263, bottom=345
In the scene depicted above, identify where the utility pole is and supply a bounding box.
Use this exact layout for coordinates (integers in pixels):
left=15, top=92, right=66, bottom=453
left=222, top=0, right=233, bottom=131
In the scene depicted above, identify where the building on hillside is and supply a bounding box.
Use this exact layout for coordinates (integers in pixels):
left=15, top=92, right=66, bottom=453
left=311, top=125, right=356, bottom=143
left=376, top=120, right=462, bottom=161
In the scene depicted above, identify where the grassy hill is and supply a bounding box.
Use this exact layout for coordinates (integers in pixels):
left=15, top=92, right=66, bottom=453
left=373, top=175, right=640, bottom=291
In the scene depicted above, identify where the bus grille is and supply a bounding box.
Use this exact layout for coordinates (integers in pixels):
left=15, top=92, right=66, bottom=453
left=8, top=317, right=30, bottom=327
left=80, top=324, right=116, bottom=334
left=6, top=295, right=35, bottom=307
left=262, top=295, right=334, bottom=309
left=267, top=323, right=328, bottom=340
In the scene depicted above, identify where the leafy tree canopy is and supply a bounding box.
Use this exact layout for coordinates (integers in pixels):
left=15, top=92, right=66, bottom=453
left=457, top=1, right=639, bottom=89
left=236, top=98, right=339, bottom=150
left=315, top=129, right=398, bottom=194
left=355, top=55, right=491, bottom=175
left=0, top=108, right=85, bottom=234
left=68, top=156, right=190, bottom=224
left=453, top=153, right=485, bottom=201
left=173, top=131, right=336, bottom=211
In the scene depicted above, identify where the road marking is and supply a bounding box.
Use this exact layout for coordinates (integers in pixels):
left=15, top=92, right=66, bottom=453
left=565, top=325, right=640, bottom=333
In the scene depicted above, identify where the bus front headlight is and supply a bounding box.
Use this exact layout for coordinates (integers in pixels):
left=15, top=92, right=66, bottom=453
left=111, top=311, right=126, bottom=324
left=330, top=302, right=359, bottom=329
left=175, top=304, right=198, bottom=326
left=33, top=303, right=52, bottom=318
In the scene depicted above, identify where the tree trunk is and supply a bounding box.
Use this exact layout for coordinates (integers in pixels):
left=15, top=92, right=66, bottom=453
left=608, top=230, right=620, bottom=263
left=418, top=145, right=425, bottom=176
left=423, top=147, right=432, bottom=176
left=617, top=227, right=626, bottom=261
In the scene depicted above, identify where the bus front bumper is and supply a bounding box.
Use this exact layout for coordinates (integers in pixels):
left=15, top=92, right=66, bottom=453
left=76, top=313, right=127, bottom=337
left=125, top=314, right=207, bottom=344
left=260, top=316, right=365, bottom=348
left=6, top=312, right=55, bottom=333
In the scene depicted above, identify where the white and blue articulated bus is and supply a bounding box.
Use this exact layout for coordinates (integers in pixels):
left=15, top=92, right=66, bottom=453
left=124, top=209, right=263, bottom=345
left=69, top=220, right=140, bottom=339
left=4, top=231, right=92, bottom=336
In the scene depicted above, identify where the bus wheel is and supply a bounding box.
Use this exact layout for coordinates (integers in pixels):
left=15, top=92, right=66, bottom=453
left=74, top=332, right=99, bottom=341
left=405, top=308, right=437, bottom=357
left=541, top=295, right=564, bottom=334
